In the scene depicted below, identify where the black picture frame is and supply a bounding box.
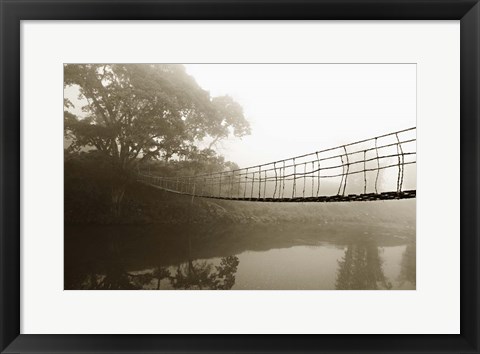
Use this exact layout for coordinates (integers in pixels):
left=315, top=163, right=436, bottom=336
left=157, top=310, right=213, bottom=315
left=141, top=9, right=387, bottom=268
left=1, top=1, right=479, bottom=353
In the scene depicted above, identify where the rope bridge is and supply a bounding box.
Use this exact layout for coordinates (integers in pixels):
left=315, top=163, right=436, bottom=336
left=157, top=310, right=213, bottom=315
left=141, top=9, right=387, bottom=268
left=138, top=127, right=416, bottom=203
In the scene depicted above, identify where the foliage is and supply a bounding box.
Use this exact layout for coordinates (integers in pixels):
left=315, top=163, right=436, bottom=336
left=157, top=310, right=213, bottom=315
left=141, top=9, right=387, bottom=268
left=64, top=149, right=239, bottom=224
left=64, top=64, right=250, bottom=170
left=64, top=151, right=122, bottom=223
left=141, top=146, right=239, bottom=177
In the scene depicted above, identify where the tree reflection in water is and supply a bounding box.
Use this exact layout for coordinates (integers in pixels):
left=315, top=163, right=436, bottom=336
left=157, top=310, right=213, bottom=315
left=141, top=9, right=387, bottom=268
left=335, top=240, right=392, bottom=290
left=170, top=256, right=239, bottom=290
left=65, top=223, right=415, bottom=290
left=84, top=262, right=139, bottom=290
left=398, top=242, right=416, bottom=287
left=76, top=235, right=240, bottom=290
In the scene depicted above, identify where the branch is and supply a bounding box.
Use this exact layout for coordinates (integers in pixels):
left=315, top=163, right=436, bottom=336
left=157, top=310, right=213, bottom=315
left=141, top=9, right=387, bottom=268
left=207, top=135, right=221, bottom=150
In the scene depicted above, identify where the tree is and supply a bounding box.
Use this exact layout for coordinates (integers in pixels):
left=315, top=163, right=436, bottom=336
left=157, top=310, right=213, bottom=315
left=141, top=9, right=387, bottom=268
left=208, top=96, right=250, bottom=149
left=64, top=64, right=250, bottom=215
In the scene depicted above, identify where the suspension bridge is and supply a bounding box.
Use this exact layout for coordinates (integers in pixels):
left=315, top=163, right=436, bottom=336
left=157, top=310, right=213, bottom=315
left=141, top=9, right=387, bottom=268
left=138, top=127, right=416, bottom=203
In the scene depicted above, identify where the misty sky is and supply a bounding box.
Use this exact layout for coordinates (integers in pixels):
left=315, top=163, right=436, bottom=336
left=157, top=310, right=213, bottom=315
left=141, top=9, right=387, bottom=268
left=185, top=64, right=416, bottom=168
left=65, top=64, right=416, bottom=169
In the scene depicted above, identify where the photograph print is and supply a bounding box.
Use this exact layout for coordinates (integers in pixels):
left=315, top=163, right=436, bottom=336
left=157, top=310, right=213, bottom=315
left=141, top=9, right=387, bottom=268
left=64, top=63, right=416, bottom=290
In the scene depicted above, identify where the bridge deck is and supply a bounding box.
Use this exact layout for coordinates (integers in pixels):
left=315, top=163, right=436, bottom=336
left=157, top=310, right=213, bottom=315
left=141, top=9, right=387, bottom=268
left=142, top=182, right=415, bottom=202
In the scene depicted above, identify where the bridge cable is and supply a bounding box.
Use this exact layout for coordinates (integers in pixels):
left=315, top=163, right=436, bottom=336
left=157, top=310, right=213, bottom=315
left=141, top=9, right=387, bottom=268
left=364, top=150, right=367, bottom=195
left=311, top=161, right=315, bottom=197
left=273, top=162, right=278, bottom=198
left=395, top=135, right=401, bottom=193
left=243, top=168, right=248, bottom=199
left=375, top=137, right=380, bottom=194
left=250, top=170, right=255, bottom=199
left=258, top=166, right=262, bottom=199
left=342, top=145, right=350, bottom=196
left=396, top=133, right=405, bottom=192
left=263, top=170, right=267, bottom=199
left=303, top=162, right=307, bottom=198
left=292, top=158, right=297, bottom=198
left=316, top=152, right=321, bottom=197
left=338, top=153, right=345, bottom=195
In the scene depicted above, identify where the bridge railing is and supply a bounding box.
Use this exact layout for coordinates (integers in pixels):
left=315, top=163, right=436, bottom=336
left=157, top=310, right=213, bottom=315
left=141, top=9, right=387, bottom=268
left=138, top=127, right=416, bottom=202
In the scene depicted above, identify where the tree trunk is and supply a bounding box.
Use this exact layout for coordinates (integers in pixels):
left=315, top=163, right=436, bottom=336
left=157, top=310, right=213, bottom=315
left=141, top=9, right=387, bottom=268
left=111, top=183, right=126, bottom=219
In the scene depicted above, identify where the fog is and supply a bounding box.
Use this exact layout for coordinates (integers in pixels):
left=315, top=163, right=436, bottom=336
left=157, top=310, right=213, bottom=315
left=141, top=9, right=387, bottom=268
left=184, top=64, right=416, bottom=168
left=64, top=63, right=417, bottom=291
left=65, top=64, right=416, bottom=172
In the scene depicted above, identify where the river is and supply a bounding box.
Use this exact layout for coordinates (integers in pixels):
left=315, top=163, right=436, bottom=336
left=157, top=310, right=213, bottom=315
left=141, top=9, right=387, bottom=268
left=65, top=220, right=415, bottom=290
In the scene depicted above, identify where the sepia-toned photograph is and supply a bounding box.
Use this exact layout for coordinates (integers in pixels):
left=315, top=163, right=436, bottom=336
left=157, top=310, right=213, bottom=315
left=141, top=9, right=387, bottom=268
left=64, top=63, right=416, bottom=290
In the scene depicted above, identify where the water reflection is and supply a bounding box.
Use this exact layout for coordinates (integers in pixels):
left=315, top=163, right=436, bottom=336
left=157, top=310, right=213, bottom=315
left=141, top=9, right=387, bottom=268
left=65, top=223, right=415, bottom=290
left=335, top=241, right=392, bottom=290
left=170, top=256, right=239, bottom=290
left=399, top=242, right=416, bottom=287
left=69, top=233, right=240, bottom=290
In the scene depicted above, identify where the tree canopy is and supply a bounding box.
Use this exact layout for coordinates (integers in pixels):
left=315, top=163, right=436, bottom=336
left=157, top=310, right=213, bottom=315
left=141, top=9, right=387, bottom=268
left=64, top=64, right=250, bottom=171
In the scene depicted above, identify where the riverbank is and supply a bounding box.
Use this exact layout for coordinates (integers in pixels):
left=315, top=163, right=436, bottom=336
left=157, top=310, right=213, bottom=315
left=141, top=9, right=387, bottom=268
left=66, top=180, right=416, bottom=225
